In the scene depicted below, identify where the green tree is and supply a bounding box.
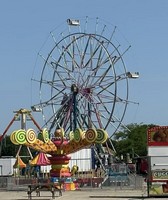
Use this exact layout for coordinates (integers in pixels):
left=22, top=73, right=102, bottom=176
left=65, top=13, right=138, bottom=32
left=0, top=135, right=18, bottom=157
left=113, top=123, right=154, bottom=161
left=0, top=135, right=35, bottom=163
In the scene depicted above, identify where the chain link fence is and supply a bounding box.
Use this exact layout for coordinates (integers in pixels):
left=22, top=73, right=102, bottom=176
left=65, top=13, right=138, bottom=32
left=0, top=174, right=145, bottom=191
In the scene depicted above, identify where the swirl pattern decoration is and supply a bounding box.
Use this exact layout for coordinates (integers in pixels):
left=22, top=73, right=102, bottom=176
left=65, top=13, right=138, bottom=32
left=10, top=131, right=19, bottom=145
left=26, top=129, right=37, bottom=143
left=42, top=128, right=50, bottom=143
left=95, top=129, right=108, bottom=144
left=74, top=128, right=82, bottom=142
left=14, top=129, right=26, bottom=144
left=69, top=131, right=74, bottom=141
left=85, top=128, right=97, bottom=143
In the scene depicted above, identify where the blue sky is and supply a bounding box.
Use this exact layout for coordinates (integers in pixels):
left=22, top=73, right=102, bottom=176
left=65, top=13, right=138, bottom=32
left=0, top=0, right=168, bottom=134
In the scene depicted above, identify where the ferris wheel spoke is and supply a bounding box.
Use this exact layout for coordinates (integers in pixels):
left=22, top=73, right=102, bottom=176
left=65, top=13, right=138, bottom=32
left=91, top=95, right=124, bottom=130
left=52, top=58, right=77, bottom=83
left=53, top=71, right=68, bottom=88
left=106, top=45, right=131, bottom=68
left=72, top=35, right=83, bottom=59
left=76, top=108, right=88, bottom=129
left=68, top=36, right=79, bottom=71
left=63, top=46, right=80, bottom=70
left=55, top=40, right=79, bottom=74
left=50, top=59, right=71, bottom=73
left=38, top=53, right=48, bottom=64
left=108, top=26, right=117, bottom=45
left=78, top=113, right=90, bottom=128
left=83, top=41, right=102, bottom=69
left=70, top=36, right=90, bottom=84
left=93, top=79, right=126, bottom=102
left=50, top=31, right=57, bottom=44
left=96, top=44, right=121, bottom=68
left=49, top=103, right=72, bottom=130
left=92, top=64, right=114, bottom=88
left=80, top=35, right=91, bottom=67
left=95, top=17, right=99, bottom=35
left=96, top=95, right=115, bottom=115
left=87, top=34, right=109, bottom=69
left=101, top=26, right=117, bottom=52
left=92, top=94, right=115, bottom=117
left=77, top=95, right=96, bottom=128
left=89, top=39, right=106, bottom=68
left=41, top=80, right=65, bottom=95
left=40, top=89, right=70, bottom=109
left=60, top=109, right=72, bottom=131
left=96, top=79, right=116, bottom=96
left=79, top=94, right=109, bottom=129
left=51, top=56, right=79, bottom=85
left=62, top=34, right=81, bottom=64
left=95, top=45, right=104, bottom=70
left=79, top=42, right=104, bottom=87
left=96, top=88, right=128, bottom=105
left=60, top=32, right=75, bottom=62
left=49, top=116, right=61, bottom=133
left=73, top=105, right=89, bottom=129
left=93, top=104, right=118, bottom=130
left=92, top=104, right=105, bottom=128
left=94, top=17, right=107, bottom=47
left=83, top=16, right=88, bottom=33
left=80, top=66, right=102, bottom=89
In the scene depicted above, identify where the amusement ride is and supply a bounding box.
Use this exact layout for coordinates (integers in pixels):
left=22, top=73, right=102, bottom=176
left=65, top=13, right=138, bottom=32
left=0, top=17, right=139, bottom=188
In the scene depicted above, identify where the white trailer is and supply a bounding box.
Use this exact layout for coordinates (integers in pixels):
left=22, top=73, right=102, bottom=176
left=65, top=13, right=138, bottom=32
left=69, top=148, right=92, bottom=171
left=0, top=157, right=16, bottom=176
left=147, top=126, right=168, bottom=197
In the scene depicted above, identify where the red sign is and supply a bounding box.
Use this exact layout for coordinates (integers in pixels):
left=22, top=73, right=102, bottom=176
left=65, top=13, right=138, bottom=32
left=148, top=126, right=168, bottom=146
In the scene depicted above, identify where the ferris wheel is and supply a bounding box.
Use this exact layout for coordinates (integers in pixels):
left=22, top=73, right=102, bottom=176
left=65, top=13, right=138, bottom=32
left=31, top=17, right=138, bottom=140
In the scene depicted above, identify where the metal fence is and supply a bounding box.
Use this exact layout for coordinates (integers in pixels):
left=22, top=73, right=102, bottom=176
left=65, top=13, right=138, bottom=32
left=0, top=174, right=145, bottom=191
left=102, top=174, right=145, bottom=190
left=0, top=176, right=35, bottom=190
left=0, top=176, right=8, bottom=188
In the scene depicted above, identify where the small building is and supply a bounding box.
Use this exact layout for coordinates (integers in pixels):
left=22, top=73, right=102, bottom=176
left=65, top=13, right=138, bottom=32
left=0, top=157, right=16, bottom=176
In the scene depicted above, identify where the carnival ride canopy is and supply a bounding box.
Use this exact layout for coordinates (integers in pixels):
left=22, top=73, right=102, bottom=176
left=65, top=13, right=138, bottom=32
left=13, top=156, right=26, bottom=169
left=29, top=152, right=51, bottom=166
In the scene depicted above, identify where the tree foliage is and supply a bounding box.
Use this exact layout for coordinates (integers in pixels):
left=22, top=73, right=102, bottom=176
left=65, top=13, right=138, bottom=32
left=0, top=135, right=35, bottom=163
left=112, top=123, right=155, bottom=161
left=0, top=135, right=18, bottom=157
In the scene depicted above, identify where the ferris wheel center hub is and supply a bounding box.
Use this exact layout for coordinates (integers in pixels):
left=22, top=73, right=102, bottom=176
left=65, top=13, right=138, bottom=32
left=71, top=84, right=78, bottom=93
